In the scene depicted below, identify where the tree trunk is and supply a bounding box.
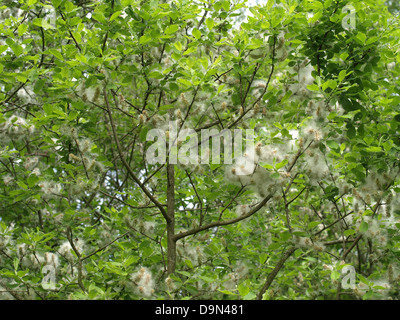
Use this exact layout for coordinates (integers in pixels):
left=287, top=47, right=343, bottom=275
left=166, top=163, right=176, bottom=275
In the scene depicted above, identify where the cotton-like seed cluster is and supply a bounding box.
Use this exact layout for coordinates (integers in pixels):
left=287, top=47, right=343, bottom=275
left=176, top=242, right=203, bottom=265
left=226, top=144, right=291, bottom=197
left=23, top=157, right=39, bottom=172
left=306, top=100, right=327, bottom=120
left=0, top=115, right=35, bottom=142
left=0, top=223, right=14, bottom=253
left=359, top=172, right=394, bottom=204
left=17, top=86, right=36, bottom=104
left=251, top=80, right=267, bottom=99
left=256, top=143, right=291, bottom=166
left=363, top=217, right=381, bottom=238
left=165, top=276, right=176, bottom=291
left=76, top=82, right=101, bottom=103
left=302, top=149, right=330, bottom=183
left=180, top=93, right=189, bottom=107
left=300, top=120, right=324, bottom=143
left=131, top=267, right=155, bottom=297
left=69, top=176, right=101, bottom=198
left=25, top=253, right=45, bottom=270
left=222, top=272, right=237, bottom=291
left=282, top=60, right=315, bottom=101
left=388, top=264, right=400, bottom=284
left=276, top=45, right=288, bottom=62
left=233, top=261, right=249, bottom=280
left=16, top=243, right=27, bottom=258
left=66, top=138, right=105, bottom=196
left=0, top=232, right=11, bottom=250
left=2, top=174, right=14, bottom=186
left=61, top=264, right=87, bottom=282
left=380, top=215, right=400, bottom=230
left=59, top=125, right=78, bottom=140
left=0, top=285, right=15, bottom=300
left=124, top=216, right=156, bottom=236
left=38, top=181, right=62, bottom=199
left=295, top=236, right=314, bottom=249
left=139, top=110, right=148, bottom=124
left=59, top=239, right=85, bottom=261
left=236, top=204, right=250, bottom=217
left=387, top=62, right=396, bottom=70
left=97, top=224, right=117, bottom=246
left=322, top=264, right=334, bottom=271
left=140, top=221, right=156, bottom=235
left=294, top=272, right=305, bottom=287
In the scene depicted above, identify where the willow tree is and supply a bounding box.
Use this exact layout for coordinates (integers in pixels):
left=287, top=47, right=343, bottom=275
left=0, top=0, right=399, bottom=300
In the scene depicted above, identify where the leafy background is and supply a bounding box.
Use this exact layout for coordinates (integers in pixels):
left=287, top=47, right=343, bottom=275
left=0, top=0, right=399, bottom=300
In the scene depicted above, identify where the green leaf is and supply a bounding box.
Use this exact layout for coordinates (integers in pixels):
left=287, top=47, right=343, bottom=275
left=276, top=159, right=288, bottom=170
left=68, top=110, right=79, bottom=121
left=159, top=104, right=175, bottom=111
left=48, top=49, right=64, bottom=60
left=259, top=253, right=268, bottom=264
left=307, top=84, right=319, bottom=91
left=326, top=140, right=339, bottom=150
left=0, top=45, right=7, bottom=55
left=260, top=162, right=274, bottom=170
left=192, top=28, right=201, bottom=40
left=52, top=0, right=63, bottom=8
left=338, top=70, right=347, bottom=82
left=41, top=20, right=56, bottom=30
left=359, top=221, right=369, bottom=233
left=109, top=11, right=122, bottom=22
left=205, top=18, right=215, bottom=31
left=366, top=146, right=382, bottom=152
left=92, top=12, right=107, bottom=23
left=322, top=79, right=337, bottom=91
left=238, top=282, right=250, bottom=297
left=43, top=104, right=54, bottom=115
left=331, top=271, right=340, bottom=280
left=13, top=258, right=19, bottom=271
left=174, top=41, right=183, bottom=51
left=139, top=34, right=150, bottom=45
left=218, top=289, right=236, bottom=295
left=356, top=32, right=366, bottom=44
left=33, top=79, right=45, bottom=94
left=177, top=78, right=192, bottom=87
left=344, top=229, right=356, bottom=237
left=148, top=71, right=164, bottom=79
left=27, top=174, right=39, bottom=188
left=243, top=292, right=257, bottom=300
left=221, top=0, right=230, bottom=11
left=324, top=0, right=333, bottom=8
left=366, top=36, right=379, bottom=45
left=165, top=24, right=179, bottom=35
left=18, top=24, right=29, bottom=37
left=308, top=221, right=320, bottom=229
left=183, top=46, right=197, bottom=55
left=10, top=43, right=23, bottom=56
left=185, top=259, right=193, bottom=269
left=17, top=181, right=28, bottom=190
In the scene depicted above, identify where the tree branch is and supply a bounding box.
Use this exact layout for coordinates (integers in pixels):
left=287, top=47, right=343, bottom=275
left=173, top=194, right=272, bottom=241
left=257, top=246, right=296, bottom=300
left=103, top=86, right=170, bottom=222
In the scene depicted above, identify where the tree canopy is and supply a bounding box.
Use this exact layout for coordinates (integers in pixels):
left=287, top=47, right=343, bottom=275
left=0, top=0, right=400, bottom=300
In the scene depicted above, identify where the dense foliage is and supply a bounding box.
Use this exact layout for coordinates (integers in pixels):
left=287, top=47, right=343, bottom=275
left=0, top=0, right=399, bottom=300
